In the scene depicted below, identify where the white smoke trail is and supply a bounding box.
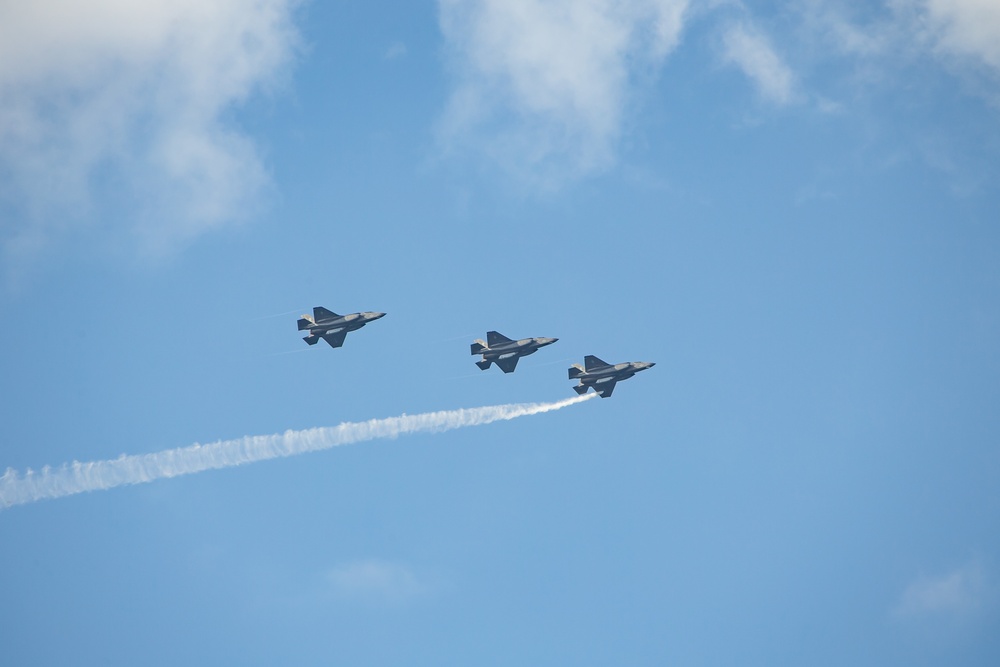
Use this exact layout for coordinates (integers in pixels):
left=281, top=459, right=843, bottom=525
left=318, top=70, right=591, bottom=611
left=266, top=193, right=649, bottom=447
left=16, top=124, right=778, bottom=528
left=0, top=394, right=595, bottom=509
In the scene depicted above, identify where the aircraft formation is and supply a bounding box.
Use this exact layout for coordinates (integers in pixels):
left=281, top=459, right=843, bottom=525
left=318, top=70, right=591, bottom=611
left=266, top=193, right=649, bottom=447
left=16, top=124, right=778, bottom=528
left=298, top=306, right=654, bottom=398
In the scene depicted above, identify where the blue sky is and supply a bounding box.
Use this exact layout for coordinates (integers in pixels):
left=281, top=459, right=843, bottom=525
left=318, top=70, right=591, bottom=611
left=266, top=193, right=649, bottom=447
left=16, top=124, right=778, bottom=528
left=1, top=1, right=999, bottom=664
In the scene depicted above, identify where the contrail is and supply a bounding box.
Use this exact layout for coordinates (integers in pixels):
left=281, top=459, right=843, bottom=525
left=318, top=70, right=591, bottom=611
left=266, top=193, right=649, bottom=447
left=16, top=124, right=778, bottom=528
left=0, top=394, right=595, bottom=509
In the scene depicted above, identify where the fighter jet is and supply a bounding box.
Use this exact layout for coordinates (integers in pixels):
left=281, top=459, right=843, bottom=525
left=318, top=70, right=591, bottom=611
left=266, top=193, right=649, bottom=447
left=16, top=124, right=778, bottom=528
left=471, top=331, right=558, bottom=373
left=568, top=355, right=655, bottom=398
left=298, top=306, right=386, bottom=348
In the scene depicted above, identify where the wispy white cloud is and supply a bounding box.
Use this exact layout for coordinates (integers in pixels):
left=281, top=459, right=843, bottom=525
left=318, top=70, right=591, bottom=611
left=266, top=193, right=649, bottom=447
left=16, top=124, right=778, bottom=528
left=893, top=561, right=987, bottom=618
left=791, top=2, right=1000, bottom=92
left=821, top=13, right=890, bottom=58
left=437, top=0, right=689, bottom=184
left=791, top=3, right=896, bottom=64
left=921, top=0, right=1000, bottom=71
left=326, top=560, right=428, bottom=605
left=720, top=21, right=796, bottom=105
left=0, top=0, right=300, bottom=267
left=702, top=0, right=1000, bottom=157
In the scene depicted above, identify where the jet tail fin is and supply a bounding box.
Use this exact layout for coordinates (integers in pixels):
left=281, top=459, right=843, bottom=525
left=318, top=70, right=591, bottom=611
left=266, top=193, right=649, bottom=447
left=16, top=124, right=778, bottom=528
left=303, top=335, right=319, bottom=345
left=572, top=384, right=589, bottom=395
left=471, top=340, right=487, bottom=355
left=297, top=315, right=314, bottom=331
left=568, top=364, right=585, bottom=379
left=475, top=359, right=492, bottom=370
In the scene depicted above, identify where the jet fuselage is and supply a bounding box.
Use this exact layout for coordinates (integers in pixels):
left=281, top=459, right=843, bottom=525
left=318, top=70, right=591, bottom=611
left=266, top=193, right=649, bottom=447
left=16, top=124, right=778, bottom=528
left=481, top=337, right=557, bottom=360
left=569, top=357, right=655, bottom=397
left=305, top=311, right=385, bottom=337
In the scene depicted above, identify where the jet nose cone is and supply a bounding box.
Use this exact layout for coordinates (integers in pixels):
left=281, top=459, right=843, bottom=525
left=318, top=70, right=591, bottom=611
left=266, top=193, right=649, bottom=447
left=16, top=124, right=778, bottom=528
left=647, top=362, right=656, bottom=368
left=543, top=337, right=559, bottom=345
left=369, top=312, right=386, bottom=320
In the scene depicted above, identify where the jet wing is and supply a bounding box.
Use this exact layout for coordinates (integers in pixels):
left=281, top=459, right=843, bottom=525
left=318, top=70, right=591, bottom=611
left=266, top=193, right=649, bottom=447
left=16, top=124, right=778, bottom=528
left=495, top=355, right=520, bottom=373
left=584, top=355, right=611, bottom=371
left=314, top=306, right=340, bottom=321
left=487, top=331, right=513, bottom=346
left=595, top=380, right=617, bottom=398
left=322, top=330, right=348, bottom=348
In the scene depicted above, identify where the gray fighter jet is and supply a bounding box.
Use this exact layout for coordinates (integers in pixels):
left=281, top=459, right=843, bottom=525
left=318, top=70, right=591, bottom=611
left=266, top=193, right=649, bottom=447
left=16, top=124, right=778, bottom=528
left=298, top=306, right=386, bottom=348
left=568, top=355, right=655, bottom=398
left=471, top=331, right=558, bottom=373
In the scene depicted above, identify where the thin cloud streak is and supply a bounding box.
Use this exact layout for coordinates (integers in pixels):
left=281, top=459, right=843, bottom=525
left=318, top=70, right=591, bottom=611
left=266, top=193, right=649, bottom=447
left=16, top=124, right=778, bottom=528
left=0, top=394, right=595, bottom=509
left=327, top=559, right=428, bottom=605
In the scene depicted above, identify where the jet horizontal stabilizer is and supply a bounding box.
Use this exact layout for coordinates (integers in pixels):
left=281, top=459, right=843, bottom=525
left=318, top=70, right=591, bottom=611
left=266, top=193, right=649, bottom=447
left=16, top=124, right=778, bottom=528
left=297, top=316, right=314, bottom=331
left=471, top=341, right=487, bottom=355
